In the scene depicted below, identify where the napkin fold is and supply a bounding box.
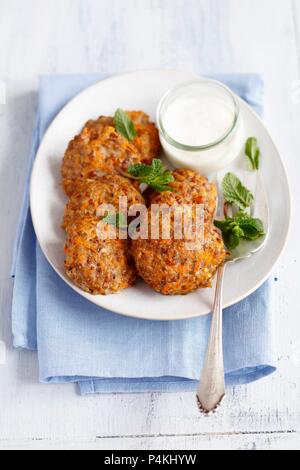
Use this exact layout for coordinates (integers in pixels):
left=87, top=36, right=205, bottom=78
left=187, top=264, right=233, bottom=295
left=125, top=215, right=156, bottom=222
left=11, top=73, right=276, bottom=395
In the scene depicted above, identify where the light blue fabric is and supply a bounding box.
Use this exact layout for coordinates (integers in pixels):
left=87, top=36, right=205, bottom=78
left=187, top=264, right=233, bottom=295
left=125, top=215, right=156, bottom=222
left=11, top=74, right=276, bottom=395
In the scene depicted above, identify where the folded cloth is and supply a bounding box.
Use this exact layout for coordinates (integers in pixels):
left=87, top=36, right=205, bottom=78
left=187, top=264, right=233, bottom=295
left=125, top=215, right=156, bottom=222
left=11, top=73, right=276, bottom=394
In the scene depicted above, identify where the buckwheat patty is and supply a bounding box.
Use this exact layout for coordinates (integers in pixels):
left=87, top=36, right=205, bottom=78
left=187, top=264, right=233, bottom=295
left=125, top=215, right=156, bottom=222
left=61, top=111, right=160, bottom=197
left=64, top=217, right=137, bottom=295
left=85, top=111, right=160, bottom=163
left=146, top=168, right=217, bottom=219
left=131, top=192, right=226, bottom=295
left=62, top=174, right=145, bottom=229
left=126, top=111, right=161, bottom=163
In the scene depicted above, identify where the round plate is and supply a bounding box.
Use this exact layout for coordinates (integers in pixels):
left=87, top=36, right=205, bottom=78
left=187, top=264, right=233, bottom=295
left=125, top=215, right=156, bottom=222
left=30, top=70, right=291, bottom=321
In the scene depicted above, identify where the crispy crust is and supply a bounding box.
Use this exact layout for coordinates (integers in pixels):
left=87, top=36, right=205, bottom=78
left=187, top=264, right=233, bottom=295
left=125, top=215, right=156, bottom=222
left=131, top=182, right=226, bottom=295
left=64, top=217, right=136, bottom=295
left=127, top=111, right=161, bottom=164
left=61, top=124, right=141, bottom=196
left=61, top=111, right=160, bottom=197
left=62, top=174, right=145, bottom=229
left=146, top=168, right=217, bottom=219
left=131, top=207, right=226, bottom=295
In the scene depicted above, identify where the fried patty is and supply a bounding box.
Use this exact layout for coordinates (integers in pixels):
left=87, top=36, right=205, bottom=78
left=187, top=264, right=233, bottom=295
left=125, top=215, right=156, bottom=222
left=146, top=168, right=217, bottom=219
left=62, top=174, right=145, bottom=229
left=61, top=124, right=141, bottom=196
left=61, top=111, right=160, bottom=197
left=64, top=217, right=136, bottom=295
left=131, top=190, right=226, bottom=295
left=126, top=111, right=160, bottom=163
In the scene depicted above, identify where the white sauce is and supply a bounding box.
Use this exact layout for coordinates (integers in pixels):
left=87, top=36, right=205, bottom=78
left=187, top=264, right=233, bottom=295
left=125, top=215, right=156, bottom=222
left=157, top=80, right=245, bottom=175
left=163, top=94, right=234, bottom=147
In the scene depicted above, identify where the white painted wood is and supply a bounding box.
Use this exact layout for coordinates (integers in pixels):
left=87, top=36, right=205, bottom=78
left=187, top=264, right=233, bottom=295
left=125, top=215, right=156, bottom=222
left=1, top=432, right=300, bottom=450
left=0, top=0, right=299, bottom=450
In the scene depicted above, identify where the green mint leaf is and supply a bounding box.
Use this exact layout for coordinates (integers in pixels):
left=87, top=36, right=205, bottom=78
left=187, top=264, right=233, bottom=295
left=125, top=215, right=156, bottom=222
left=127, top=159, right=175, bottom=192
left=102, top=212, right=127, bottom=229
left=151, top=159, right=164, bottom=176
left=245, top=137, right=260, bottom=171
left=214, top=211, right=264, bottom=250
left=213, top=218, right=231, bottom=232
left=222, top=172, right=254, bottom=210
left=214, top=219, right=241, bottom=250
left=114, top=109, right=137, bottom=141
left=127, top=163, right=153, bottom=178
left=223, top=231, right=241, bottom=250
left=234, top=211, right=265, bottom=240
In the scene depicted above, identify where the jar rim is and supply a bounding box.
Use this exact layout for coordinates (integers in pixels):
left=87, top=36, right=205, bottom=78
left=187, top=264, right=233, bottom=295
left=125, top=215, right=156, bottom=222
left=157, top=78, right=240, bottom=152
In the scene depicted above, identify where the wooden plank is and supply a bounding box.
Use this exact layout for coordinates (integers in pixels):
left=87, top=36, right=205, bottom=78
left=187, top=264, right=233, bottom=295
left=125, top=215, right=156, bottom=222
left=0, top=431, right=299, bottom=450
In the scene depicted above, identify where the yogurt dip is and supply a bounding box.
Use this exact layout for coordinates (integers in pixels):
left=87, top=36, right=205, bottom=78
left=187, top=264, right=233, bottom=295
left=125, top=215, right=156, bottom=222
left=157, top=79, right=245, bottom=175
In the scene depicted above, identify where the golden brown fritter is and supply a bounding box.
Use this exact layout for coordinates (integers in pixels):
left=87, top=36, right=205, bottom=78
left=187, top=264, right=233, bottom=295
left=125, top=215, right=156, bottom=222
left=84, top=111, right=160, bottom=163
left=146, top=168, right=217, bottom=219
left=84, top=115, right=114, bottom=134
left=172, top=169, right=217, bottom=213
left=127, top=111, right=161, bottom=164
left=64, top=217, right=136, bottom=295
left=61, top=111, right=160, bottom=197
left=131, top=191, right=226, bottom=295
left=62, top=174, right=145, bottom=229
left=61, top=124, right=142, bottom=196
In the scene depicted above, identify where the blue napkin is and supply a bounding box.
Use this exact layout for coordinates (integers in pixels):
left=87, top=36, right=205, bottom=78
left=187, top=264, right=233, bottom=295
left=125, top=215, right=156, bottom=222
left=11, top=74, right=276, bottom=394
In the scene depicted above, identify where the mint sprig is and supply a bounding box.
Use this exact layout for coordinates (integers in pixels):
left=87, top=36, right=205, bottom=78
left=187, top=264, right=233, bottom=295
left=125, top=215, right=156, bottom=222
left=245, top=137, right=260, bottom=171
left=222, top=172, right=254, bottom=210
left=127, top=159, right=175, bottom=192
left=214, top=211, right=265, bottom=250
left=216, top=173, right=264, bottom=250
left=102, top=212, right=127, bottom=229
left=114, top=109, right=137, bottom=141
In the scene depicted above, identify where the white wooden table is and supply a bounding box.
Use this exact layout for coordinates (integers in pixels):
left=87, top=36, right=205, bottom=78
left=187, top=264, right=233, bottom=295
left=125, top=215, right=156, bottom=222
left=0, top=0, right=299, bottom=450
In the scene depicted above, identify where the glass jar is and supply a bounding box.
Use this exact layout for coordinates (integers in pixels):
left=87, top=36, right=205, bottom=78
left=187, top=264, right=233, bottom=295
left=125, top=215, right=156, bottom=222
left=157, top=79, right=245, bottom=176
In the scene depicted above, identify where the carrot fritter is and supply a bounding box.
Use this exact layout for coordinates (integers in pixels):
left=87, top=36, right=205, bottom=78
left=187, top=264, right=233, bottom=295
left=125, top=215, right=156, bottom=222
left=61, top=124, right=141, bottom=196
left=64, top=217, right=136, bottom=295
left=131, top=190, right=226, bottom=295
left=127, top=111, right=161, bottom=164
left=62, top=174, right=145, bottom=229
left=145, top=168, right=217, bottom=219
left=61, top=111, right=160, bottom=197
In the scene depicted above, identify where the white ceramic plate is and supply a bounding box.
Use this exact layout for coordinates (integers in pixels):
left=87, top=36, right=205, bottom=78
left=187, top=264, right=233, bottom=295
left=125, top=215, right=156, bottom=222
left=30, top=70, right=291, bottom=321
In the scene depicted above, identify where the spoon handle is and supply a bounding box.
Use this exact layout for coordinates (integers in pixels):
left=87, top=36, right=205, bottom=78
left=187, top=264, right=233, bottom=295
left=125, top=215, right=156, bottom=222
left=196, top=263, right=226, bottom=414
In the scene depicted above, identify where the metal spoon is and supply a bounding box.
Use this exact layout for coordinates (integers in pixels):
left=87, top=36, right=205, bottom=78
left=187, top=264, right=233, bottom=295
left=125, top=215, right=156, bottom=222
left=196, top=173, right=269, bottom=414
